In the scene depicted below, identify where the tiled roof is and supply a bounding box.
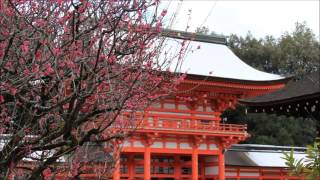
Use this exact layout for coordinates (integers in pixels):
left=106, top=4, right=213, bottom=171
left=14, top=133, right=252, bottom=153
left=241, top=71, right=320, bottom=105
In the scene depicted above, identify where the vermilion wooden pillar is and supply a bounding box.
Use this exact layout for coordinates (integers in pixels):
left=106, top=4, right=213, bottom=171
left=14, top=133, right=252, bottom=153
left=113, top=144, right=120, bottom=180
left=236, top=168, right=240, bottom=180
left=144, top=146, right=151, bottom=180
left=201, top=157, right=205, bottom=180
left=174, top=155, right=181, bottom=179
left=280, top=169, right=284, bottom=180
left=218, top=150, right=225, bottom=180
left=258, top=168, right=263, bottom=180
left=128, top=154, right=134, bottom=180
left=192, top=147, right=199, bottom=180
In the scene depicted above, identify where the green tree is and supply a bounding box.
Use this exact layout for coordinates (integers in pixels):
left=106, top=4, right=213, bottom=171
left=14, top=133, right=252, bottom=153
left=278, top=22, right=320, bottom=77
left=201, top=23, right=319, bottom=146
left=222, top=22, right=319, bottom=146
left=228, top=22, right=319, bottom=77
left=283, top=139, right=320, bottom=180
left=222, top=106, right=317, bottom=146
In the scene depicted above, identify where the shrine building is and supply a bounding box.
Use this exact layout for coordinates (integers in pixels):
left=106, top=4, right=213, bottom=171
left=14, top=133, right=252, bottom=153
left=224, top=144, right=307, bottom=180
left=240, top=71, right=319, bottom=121
left=111, top=31, right=290, bottom=180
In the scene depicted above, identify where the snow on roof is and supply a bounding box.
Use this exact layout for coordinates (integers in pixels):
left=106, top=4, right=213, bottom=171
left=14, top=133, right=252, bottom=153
left=164, top=38, right=285, bottom=81
left=246, top=151, right=306, bottom=167
left=226, top=144, right=307, bottom=167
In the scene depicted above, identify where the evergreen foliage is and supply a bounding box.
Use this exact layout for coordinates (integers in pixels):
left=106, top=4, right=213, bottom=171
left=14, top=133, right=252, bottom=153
left=222, top=106, right=317, bottom=146
left=218, top=22, right=319, bottom=146
left=227, top=22, right=319, bottom=77
left=282, top=138, right=320, bottom=179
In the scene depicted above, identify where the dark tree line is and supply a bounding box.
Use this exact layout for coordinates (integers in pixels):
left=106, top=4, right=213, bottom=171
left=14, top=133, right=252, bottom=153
left=227, top=22, right=319, bottom=77
left=222, top=106, right=317, bottom=146
left=197, top=22, right=319, bottom=146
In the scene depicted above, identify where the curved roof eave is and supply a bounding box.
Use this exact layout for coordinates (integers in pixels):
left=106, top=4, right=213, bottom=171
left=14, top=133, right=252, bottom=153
left=240, top=92, right=320, bottom=106
left=162, top=35, right=287, bottom=82
left=185, top=73, right=291, bottom=85
left=240, top=71, right=320, bottom=105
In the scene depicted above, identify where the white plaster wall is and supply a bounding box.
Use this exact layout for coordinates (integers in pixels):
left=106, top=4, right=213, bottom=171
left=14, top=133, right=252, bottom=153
left=204, top=156, right=218, bottom=162
left=226, top=172, right=237, bottom=176
left=240, top=172, right=259, bottom=176
left=199, top=143, right=207, bottom=150
left=133, top=141, right=144, bottom=147
left=166, top=142, right=177, bottom=149
left=178, top=104, right=189, bottom=110
left=205, top=166, right=218, bottom=175
left=123, top=140, right=131, bottom=147
left=180, top=142, right=192, bottom=149
left=209, top=144, right=217, bottom=150
left=196, top=105, right=204, bottom=112
left=207, top=106, right=214, bottom=112
left=196, top=114, right=215, bottom=118
left=164, top=103, right=175, bottom=109
left=151, top=141, right=163, bottom=148
left=150, top=111, right=190, bottom=116
left=150, top=103, right=161, bottom=108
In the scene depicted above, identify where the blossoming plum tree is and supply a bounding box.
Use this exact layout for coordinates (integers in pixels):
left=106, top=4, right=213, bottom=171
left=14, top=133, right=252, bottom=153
left=0, top=0, right=185, bottom=179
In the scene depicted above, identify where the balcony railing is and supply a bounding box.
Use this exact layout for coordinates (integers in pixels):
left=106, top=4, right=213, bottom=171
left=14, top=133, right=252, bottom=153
left=114, top=114, right=247, bottom=135
left=137, top=119, right=247, bottom=134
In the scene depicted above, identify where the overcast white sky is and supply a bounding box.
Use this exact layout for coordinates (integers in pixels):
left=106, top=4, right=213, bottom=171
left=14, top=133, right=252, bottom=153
left=161, top=0, right=319, bottom=38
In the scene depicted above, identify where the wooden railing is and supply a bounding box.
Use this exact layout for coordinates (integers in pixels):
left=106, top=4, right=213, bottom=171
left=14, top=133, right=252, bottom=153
left=114, top=115, right=247, bottom=135
left=138, top=118, right=247, bottom=134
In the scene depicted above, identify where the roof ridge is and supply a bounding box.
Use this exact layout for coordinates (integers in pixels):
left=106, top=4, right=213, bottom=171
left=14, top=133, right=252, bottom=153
left=230, top=144, right=307, bottom=151
left=161, top=29, right=227, bottom=45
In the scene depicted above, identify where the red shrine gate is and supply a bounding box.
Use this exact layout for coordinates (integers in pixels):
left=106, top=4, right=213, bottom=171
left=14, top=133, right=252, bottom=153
left=6, top=31, right=290, bottom=180
left=112, top=76, right=287, bottom=180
